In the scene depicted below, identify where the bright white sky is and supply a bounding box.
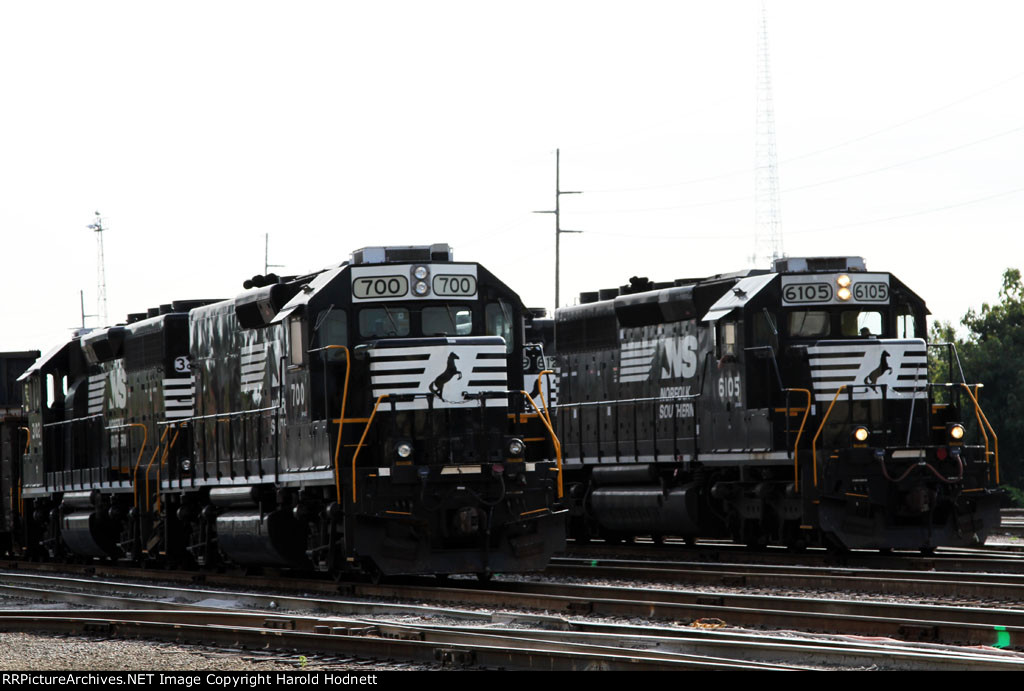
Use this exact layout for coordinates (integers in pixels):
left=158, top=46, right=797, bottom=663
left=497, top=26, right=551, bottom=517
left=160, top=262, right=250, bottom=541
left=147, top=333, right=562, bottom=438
left=2, top=0, right=1022, bottom=352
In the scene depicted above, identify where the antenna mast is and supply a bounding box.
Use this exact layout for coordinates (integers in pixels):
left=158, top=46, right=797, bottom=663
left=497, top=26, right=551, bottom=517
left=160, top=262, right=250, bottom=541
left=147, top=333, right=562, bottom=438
left=87, top=211, right=108, bottom=326
left=264, top=233, right=284, bottom=275
left=754, top=1, right=783, bottom=266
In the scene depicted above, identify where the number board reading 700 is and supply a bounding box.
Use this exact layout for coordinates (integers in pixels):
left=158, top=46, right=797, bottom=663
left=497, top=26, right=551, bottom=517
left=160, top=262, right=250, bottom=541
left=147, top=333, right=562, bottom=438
left=352, top=275, right=409, bottom=299
left=350, top=264, right=479, bottom=302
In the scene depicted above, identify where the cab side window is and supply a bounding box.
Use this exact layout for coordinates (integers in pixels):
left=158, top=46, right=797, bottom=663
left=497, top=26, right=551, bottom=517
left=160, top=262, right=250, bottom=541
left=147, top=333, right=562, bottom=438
left=717, top=321, right=738, bottom=359
left=895, top=304, right=918, bottom=338
left=289, top=317, right=305, bottom=366
left=313, top=308, right=348, bottom=361
left=486, top=301, right=515, bottom=354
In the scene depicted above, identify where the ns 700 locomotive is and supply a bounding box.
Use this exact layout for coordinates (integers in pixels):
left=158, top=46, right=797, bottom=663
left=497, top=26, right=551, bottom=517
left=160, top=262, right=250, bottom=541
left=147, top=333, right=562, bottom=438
left=543, top=256, right=1000, bottom=551
left=6, top=244, right=565, bottom=577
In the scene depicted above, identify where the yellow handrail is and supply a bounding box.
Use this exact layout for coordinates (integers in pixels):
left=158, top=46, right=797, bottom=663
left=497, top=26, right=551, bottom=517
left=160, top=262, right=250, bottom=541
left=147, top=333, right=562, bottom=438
left=519, top=390, right=564, bottom=498
left=108, top=423, right=149, bottom=508
left=963, top=385, right=991, bottom=473
left=142, top=425, right=173, bottom=511
left=349, top=387, right=566, bottom=503
left=960, top=383, right=1000, bottom=484
left=534, top=369, right=555, bottom=429
left=811, top=386, right=848, bottom=488
left=350, top=394, right=390, bottom=503
left=326, top=345, right=351, bottom=504
left=787, top=388, right=812, bottom=492
left=150, top=425, right=183, bottom=511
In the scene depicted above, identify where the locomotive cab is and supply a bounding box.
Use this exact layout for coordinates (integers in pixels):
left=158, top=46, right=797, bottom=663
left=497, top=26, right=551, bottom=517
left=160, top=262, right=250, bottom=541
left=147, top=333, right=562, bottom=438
left=747, top=257, right=999, bottom=550
left=171, top=244, right=564, bottom=577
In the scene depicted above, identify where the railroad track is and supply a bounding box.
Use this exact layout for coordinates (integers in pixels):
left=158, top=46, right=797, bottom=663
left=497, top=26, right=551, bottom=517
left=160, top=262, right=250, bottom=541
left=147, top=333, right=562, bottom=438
left=566, top=540, right=1024, bottom=575
left=548, top=555, right=1024, bottom=601
left=3, top=565, right=1024, bottom=668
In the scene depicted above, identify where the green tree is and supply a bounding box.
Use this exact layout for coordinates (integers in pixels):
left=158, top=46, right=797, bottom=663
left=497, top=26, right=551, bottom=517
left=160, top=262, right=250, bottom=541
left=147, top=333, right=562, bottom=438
left=955, top=268, right=1024, bottom=487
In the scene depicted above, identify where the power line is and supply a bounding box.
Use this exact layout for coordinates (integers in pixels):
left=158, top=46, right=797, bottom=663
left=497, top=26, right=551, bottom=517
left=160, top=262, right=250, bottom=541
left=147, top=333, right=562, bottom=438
left=580, top=69, right=1024, bottom=196
left=579, top=184, right=1024, bottom=241
left=570, top=123, right=1024, bottom=215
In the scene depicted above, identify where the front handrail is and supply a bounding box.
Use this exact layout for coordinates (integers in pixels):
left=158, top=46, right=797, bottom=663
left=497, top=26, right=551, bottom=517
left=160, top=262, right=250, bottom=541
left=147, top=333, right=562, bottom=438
left=810, top=385, right=849, bottom=488
left=786, top=388, right=812, bottom=491
left=350, top=394, right=390, bottom=503
left=928, top=341, right=969, bottom=385
left=518, top=389, right=563, bottom=498
left=348, top=388, right=565, bottom=503
left=960, top=383, right=1000, bottom=483
left=533, top=369, right=555, bottom=428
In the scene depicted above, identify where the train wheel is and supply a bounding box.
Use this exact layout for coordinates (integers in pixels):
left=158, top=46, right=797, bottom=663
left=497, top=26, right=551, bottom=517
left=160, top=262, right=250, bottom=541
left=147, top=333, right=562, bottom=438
left=476, top=572, right=492, bottom=583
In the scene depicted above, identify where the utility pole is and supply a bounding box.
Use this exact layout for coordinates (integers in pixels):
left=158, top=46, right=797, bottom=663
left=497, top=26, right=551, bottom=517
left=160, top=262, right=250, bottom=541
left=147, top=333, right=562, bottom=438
left=534, top=148, right=582, bottom=310
left=87, top=212, right=108, bottom=326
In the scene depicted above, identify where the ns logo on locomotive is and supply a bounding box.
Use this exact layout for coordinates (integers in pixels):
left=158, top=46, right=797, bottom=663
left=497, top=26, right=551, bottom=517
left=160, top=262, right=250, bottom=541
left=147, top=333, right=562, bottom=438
left=0, top=244, right=565, bottom=578
left=535, top=256, right=1000, bottom=551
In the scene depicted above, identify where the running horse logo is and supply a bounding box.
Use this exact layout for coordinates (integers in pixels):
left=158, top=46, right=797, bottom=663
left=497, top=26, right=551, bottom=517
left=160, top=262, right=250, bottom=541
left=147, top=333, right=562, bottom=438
left=864, top=349, right=892, bottom=393
left=429, top=352, right=463, bottom=402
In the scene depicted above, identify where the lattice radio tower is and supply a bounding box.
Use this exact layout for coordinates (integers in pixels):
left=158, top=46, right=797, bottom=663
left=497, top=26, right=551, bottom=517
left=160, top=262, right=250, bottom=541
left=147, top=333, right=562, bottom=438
left=754, top=0, right=783, bottom=266
left=87, top=211, right=108, bottom=326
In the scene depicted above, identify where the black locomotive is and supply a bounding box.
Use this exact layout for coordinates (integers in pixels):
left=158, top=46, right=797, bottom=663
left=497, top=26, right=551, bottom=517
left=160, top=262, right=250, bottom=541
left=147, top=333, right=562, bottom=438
left=540, top=256, right=1000, bottom=551
left=4, top=244, right=565, bottom=577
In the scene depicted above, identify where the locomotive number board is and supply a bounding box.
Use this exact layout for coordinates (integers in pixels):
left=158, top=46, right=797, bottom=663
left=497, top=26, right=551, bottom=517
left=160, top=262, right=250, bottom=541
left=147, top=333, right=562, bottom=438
left=781, top=273, right=890, bottom=306
left=351, top=264, right=479, bottom=302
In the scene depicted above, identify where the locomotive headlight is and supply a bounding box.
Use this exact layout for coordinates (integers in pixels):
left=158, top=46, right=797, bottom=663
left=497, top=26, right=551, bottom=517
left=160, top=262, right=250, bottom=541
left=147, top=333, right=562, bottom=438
left=837, top=286, right=852, bottom=301
left=836, top=274, right=851, bottom=288
left=412, top=265, right=430, bottom=280
left=413, top=280, right=430, bottom=296
left=506, top=438, right=526, bottom=458
left=181, top=459, right=192, bottom=471
left=948, top=423, right=966, bottom=442
left=853, top=426, right=869, bottom=443
left=396, top=441, right=413, bottom=459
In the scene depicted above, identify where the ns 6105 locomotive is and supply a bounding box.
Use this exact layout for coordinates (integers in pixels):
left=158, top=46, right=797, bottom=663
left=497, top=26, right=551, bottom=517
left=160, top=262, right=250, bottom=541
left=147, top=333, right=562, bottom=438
left=5, top=244, right=565, bottom=577
left=542, top=256, right=1000, bottom=551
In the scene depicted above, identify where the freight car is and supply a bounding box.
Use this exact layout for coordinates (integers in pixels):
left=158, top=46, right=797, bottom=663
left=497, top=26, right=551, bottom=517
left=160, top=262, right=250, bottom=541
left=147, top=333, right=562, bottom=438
left=542, top=256, right=1000, bottom=551
left=5, top=244, right=564, bottom=577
